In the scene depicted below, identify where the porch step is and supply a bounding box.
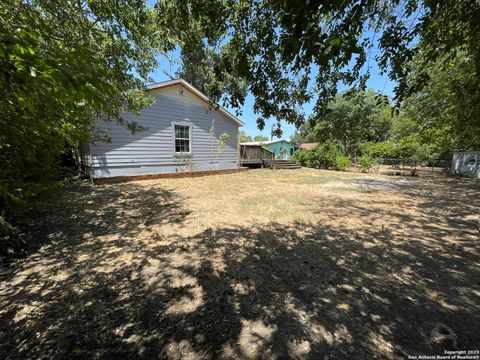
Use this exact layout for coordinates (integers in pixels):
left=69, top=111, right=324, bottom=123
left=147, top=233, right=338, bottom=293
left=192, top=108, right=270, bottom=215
left=273, top=160, right=301, bottom=169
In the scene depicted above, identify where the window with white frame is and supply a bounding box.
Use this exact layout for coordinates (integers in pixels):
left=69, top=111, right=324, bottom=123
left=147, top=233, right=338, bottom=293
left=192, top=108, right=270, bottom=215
left=173, top=123, right=191, bottom=153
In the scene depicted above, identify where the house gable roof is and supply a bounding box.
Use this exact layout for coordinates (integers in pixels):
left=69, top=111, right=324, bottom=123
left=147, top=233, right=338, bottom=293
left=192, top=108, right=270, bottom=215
left=299, top=143, right=317, bottom=150
left=146, top=79, right=244, bottom=126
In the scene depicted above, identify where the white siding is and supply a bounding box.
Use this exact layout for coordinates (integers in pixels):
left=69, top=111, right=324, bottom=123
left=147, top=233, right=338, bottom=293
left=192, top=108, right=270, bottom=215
left=452, top=151, right=480, bottom=178
left=90, top=84, right=240, bottom=178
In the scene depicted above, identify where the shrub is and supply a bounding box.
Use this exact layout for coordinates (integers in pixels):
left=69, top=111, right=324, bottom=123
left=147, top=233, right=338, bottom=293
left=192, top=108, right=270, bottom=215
left=398, top=136, right=440, bottom=162
left=174, top=153, right=196, bottom=172
left=358, top=155, right=375, bottom=172
left=292, top=142, right=351, bottom=171
left=291, top=149, right=310, bottom=166
left=333, top=154, right=352, bottom=170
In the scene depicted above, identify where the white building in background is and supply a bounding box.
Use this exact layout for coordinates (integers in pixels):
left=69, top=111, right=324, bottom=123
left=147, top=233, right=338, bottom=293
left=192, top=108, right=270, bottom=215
left=452, top=151, right=480, bottom=178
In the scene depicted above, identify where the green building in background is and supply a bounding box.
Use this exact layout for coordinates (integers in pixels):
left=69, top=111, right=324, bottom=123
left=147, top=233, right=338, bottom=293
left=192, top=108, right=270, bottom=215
left=240, top=139, right=298, bottom=160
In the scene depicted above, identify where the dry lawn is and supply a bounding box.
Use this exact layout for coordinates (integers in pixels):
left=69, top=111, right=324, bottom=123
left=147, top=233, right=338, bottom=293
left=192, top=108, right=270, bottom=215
left=0, top=168, right=479, bottom=359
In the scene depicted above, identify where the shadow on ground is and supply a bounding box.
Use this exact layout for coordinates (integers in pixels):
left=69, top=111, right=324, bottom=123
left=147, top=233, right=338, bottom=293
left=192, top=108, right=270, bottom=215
left=0, top=179, right=479, bottom=359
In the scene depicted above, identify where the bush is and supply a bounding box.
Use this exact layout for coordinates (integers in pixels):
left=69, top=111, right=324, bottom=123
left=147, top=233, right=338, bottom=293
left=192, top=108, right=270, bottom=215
left=359, top=141, right=399, bottom=159
left=291, top=149, right=310, bottom=166
left=1, top=215, right=21, bottom=258
left=359, top=139, right=441, bottom=163
left=333, top=154, right=351, bottom=171
left=292, top=142, right=351, bottom=171
left=358, top=155, right=375, bottom=172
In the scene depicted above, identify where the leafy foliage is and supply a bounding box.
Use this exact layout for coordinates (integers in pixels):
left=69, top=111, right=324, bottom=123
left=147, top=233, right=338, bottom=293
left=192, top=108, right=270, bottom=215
left=358, top=138, right=440, bottom=162
left=157, top=0, right=480, bottom=137
left=253, top=135, right=269, bottom=142
left=291, top=142, right=351, bottom=171
left=0, top=0, right=173, bottom=252
left=0, top=214, right=30, bottom=258
left=291, top=89, right=394, bottom=154
left=397, top=136, right=440, bottom=161
left=402, top=50, right=480, bottom=153
left=290, top=130, right=309, bottom=144
left=161, top=0, right=479, bottom=157
left=359, top=141, right=398, bottom=159
left=162, top=1, right=248, bottom=111
left=174, top=153, right=197, bottom=172
left=358, top=155, right=375, bottom=172
left=308, top=89, right=392, bottom=154
left=238, top=131, right=252, bottom=143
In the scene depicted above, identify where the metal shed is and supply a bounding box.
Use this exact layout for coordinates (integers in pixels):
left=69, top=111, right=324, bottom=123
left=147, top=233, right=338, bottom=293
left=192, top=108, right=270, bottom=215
left=452, top=151, right=480, bottom=178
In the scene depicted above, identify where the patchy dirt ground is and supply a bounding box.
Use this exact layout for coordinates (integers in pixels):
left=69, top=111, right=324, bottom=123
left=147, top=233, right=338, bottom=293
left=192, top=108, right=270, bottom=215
left=0, top=168, right=479, bottom=359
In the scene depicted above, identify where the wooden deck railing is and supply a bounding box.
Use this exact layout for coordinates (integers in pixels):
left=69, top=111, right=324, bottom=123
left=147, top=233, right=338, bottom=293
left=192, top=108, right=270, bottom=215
left=239, top=145, right=275, bottom=168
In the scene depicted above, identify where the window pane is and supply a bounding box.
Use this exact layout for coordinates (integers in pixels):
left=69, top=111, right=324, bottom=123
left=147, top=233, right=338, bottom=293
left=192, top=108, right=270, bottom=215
left=174, top=125, right=191, bottom=153
left=175, top=125, right=189, bottom=139
left=175, top=139, right=190, bottom=153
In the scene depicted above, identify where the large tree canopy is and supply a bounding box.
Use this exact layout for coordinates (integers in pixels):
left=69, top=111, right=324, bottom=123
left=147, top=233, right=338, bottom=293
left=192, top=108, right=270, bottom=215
left=157, top=0, right=480, bottom=136
left=0, top=0, right=173, bottom=211
left=293, top=90, right=393, bottom=154
left=174, top=34, right=248, bottom=112
left=403, top=49, right=480, bottom=152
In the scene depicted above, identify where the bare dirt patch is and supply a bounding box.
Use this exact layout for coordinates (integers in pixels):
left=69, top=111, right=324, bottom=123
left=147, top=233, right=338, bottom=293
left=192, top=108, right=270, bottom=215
left=1, top=168, right=479, bottom=359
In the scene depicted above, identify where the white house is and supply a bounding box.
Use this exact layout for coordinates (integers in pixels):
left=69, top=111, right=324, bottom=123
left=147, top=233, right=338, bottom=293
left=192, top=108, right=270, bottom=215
left=81, top=79, right=244, bottom=179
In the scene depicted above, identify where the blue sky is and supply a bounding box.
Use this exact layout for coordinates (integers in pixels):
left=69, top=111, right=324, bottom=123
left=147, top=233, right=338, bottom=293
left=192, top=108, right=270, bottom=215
left=151, top=45, right=397, bottom=141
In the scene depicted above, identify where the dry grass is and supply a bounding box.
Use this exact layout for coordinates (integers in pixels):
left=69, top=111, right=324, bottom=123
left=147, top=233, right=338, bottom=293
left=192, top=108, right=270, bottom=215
left=141, top=168, right=379, bottom=226
left=0, top=168, right=479, bottom=359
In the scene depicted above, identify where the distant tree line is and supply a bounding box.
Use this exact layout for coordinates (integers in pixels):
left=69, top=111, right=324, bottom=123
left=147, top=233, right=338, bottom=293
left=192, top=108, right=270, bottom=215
left=290, top=47, right=480, bottom=168
left=238, top=132, right=269, bottom=143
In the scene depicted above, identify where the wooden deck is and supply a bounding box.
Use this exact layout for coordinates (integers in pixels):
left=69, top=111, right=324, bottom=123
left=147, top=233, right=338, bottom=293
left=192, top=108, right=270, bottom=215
left=239, top=145, right=301, bottom=169
left=239, top=145, right=275, bottom=168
